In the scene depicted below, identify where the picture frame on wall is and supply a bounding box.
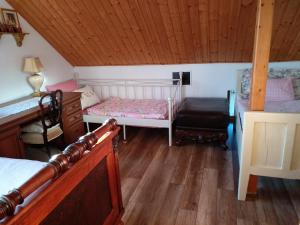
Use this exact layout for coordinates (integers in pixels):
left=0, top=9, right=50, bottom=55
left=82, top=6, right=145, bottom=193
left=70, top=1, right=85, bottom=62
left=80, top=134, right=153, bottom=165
left=0, top=9, right=6, bottom=32
left=1, top=8, right=21, bottom=32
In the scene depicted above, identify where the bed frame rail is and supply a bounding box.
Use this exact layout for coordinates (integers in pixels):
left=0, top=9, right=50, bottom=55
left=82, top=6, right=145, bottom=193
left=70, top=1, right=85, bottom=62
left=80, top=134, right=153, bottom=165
left=75, top=78, right=182, bottom=101
left=0, top=119, right=123, bottom=224
left=238, top=112, right=300, bottom=200
left=75, top=76, right=183, bottom=146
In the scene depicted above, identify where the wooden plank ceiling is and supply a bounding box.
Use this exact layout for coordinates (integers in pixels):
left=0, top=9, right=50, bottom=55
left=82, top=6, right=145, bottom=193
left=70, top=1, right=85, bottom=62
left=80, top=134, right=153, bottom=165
left=7, top=0, right=300, bottom=66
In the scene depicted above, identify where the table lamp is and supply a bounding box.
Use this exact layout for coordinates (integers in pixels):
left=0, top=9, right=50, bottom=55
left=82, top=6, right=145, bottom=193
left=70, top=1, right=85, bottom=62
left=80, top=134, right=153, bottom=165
left=23, top=57, right=44, bottom=97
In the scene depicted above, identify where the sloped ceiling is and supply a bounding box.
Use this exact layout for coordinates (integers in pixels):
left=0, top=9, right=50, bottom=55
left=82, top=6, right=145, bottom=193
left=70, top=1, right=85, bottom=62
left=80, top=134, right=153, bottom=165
left=7, top=0, right=300, bottom=66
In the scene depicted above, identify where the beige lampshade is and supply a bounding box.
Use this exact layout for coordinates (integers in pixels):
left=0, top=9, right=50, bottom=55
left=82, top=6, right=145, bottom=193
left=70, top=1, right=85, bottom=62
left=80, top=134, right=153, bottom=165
left=23, top=57, right=44, bottom=73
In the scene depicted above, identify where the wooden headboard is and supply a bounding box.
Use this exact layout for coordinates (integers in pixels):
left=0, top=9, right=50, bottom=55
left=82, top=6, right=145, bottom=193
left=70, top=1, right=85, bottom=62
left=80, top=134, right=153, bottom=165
left=236, top=67, right=300, bottom=95
left=0, top=119, right=124, bottom=225
left=236, top=69, right=245, bottom=95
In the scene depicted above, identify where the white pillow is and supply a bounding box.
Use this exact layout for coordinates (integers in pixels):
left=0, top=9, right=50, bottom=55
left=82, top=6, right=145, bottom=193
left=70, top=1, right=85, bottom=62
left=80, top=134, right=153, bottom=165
left=73, top=85, right=100, bottom=109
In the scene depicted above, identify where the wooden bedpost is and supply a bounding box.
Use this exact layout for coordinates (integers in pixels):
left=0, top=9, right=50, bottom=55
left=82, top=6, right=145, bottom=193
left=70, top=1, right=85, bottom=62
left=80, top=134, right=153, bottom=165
left=247, top=0, right=275, bottom=196
left=0, top=119, right=120, bottom=222
left=168, top=97, right=172, bottom=147
left=179, top=72, right=183, bottom=102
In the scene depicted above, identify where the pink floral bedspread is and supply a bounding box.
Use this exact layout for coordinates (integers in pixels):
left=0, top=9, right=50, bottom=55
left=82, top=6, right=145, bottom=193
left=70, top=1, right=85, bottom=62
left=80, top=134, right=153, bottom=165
left=86, top=97, right=168, bottom=119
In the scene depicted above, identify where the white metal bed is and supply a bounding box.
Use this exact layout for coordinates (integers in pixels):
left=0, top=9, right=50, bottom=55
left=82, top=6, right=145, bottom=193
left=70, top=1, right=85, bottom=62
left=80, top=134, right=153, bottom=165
left=75, top=76, right=183, bottom=146
left=235, top=70, right=300, bottom=200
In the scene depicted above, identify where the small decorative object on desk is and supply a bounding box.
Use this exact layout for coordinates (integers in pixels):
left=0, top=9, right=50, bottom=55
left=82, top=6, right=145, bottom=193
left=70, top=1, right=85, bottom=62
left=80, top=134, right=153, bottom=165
left=23, top=57, right=45, bottom=97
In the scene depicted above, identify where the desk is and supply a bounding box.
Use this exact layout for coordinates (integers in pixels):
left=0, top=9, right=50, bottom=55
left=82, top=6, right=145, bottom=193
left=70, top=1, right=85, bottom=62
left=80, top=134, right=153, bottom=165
left=0, top=92, right=84, bottom=158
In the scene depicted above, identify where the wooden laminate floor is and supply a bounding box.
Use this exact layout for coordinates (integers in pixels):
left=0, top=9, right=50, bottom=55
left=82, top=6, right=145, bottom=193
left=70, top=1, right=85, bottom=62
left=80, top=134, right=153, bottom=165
left=118, top=126, right=300, bottom=225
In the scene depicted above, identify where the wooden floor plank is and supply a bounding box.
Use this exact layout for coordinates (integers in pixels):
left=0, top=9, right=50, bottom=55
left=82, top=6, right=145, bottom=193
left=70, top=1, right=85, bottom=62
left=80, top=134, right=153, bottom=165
left=217, top=189, right=237, bottom=225
left=188, top=144, right=207, bottom=174
left=175, top=209, right=197, bottom=225
left=118, top=128, right=148, bottom=175
left=125, top=132, right=162, bottom=179
left=284, top=179, right=300, bottom=221
left=237, top=200, right=259, bottom=225
left=154, top=183, right=184, bottom=225
left=124, top=202, right=161, bottom=225
left=121, top=177, right=140, bottom=206
left=218, top=149, right=234, bottom=191
left=255, top=180, right=280, bottom=225
left=195, top=168, right=218, bottom=225
left=121, top=197, right=137, bottom=224
left=179, top=170, right=203, bottom=211
left=170, top=144, right=194, bottom=185
left=204, top=145, right=223, bottom=170
left=128, top=145, right=178, bottom=204
left=266, top=178, right=298, bottom=225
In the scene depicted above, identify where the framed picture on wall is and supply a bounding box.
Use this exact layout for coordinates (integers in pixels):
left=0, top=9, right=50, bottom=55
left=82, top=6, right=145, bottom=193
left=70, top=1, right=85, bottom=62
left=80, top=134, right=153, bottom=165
left=0, top=9, right=6, bottom=32
left=1, top=8, right=21, bottom=32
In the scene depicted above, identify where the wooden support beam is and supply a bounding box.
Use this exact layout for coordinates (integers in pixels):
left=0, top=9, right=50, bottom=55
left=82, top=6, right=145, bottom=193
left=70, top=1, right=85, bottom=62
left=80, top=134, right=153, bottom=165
left=247, top=175, right=258, bottom=196
left=248, top=0, right=275, bottom=196
left=249, top=0, right=275, bottom=110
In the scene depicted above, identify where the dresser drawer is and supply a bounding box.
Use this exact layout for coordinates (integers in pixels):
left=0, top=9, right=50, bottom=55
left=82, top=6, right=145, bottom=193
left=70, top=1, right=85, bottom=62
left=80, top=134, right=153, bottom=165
left=63, top=100, right=82, bottom=116
left=0, top=126, right=24, bottom=158
left=61, top=93, right=84, bottom=144
left=64, top=111, right=83, bottom=126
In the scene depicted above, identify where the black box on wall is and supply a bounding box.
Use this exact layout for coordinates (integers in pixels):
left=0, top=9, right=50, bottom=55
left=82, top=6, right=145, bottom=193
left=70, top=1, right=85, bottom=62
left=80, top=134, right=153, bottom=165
left=172, top=72, right=191, bottom=85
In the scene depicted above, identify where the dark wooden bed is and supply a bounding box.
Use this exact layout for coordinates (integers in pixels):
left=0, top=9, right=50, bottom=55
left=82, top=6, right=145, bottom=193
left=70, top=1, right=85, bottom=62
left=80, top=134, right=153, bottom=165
left=0, top=119, right=124, bottom=225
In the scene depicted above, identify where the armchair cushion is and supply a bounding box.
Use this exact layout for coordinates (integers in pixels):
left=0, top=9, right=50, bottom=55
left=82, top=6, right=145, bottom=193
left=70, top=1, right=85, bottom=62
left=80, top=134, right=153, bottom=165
left=22, top=120, right=50, bottom=133
left=22, top=124, right=63, bottom=144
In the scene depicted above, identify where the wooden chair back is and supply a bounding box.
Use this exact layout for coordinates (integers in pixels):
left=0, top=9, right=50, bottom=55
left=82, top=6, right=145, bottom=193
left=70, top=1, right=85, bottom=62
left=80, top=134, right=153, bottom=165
left=39, top=90, right=63, bottom=130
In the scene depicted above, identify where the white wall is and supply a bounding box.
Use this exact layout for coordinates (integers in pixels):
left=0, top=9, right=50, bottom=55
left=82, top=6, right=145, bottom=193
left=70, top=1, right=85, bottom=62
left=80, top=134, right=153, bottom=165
left=75, top=64, right=244, bottom=99
left=75, top=61, right=300, bottom=99
left=75, top=61, right=300, bottom=116
left=0, top=0, right=74, bottom=104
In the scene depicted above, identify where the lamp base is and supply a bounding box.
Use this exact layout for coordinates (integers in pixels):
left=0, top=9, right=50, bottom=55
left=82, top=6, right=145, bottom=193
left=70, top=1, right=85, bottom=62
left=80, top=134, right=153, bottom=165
left=28, top=73, right=44, bottom=96
left=32, top=92, right=42, bottom=97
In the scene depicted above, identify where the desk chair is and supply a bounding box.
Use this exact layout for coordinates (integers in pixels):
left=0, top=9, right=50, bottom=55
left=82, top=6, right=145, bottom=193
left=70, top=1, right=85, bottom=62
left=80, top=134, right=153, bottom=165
left=22, top=90, right=64, bottom=157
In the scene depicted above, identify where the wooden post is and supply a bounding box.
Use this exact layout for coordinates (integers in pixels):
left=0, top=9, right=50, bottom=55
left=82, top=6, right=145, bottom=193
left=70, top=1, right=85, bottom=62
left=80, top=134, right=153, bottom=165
left=248, top=0, right=275, bottom=195
left=249, top=0, right=275, bottom=110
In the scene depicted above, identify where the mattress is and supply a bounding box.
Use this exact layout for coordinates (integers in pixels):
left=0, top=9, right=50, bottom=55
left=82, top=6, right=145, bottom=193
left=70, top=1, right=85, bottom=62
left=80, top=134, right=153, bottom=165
left=0, top=157, right=46, bottom=196
left=85, top=97, right=168, bottom=119
left=236, top=95, right=300, bottom=128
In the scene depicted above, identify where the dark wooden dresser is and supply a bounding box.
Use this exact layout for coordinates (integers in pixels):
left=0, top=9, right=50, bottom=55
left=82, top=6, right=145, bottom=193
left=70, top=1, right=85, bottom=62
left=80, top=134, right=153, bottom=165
left=0, top=92, right=84, bottom=158
left=61, top=92, right=85, bottom=144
